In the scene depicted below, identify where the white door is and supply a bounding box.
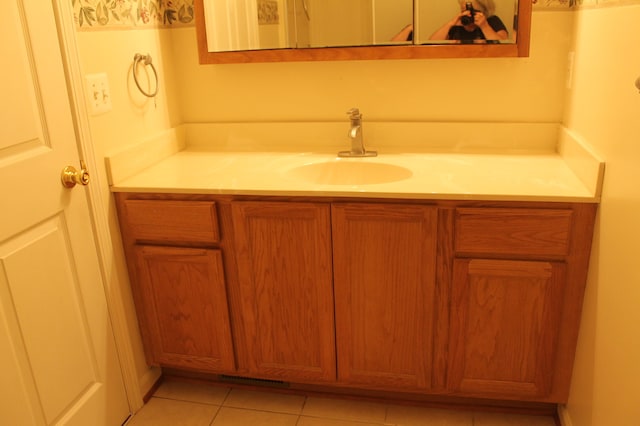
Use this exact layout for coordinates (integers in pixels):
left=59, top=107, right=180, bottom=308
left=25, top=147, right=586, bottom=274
left=0, top=1, right=130, bottom=425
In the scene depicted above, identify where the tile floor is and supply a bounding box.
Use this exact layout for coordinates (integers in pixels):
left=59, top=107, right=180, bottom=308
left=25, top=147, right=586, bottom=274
left=125, top=378, right=558, bottom=426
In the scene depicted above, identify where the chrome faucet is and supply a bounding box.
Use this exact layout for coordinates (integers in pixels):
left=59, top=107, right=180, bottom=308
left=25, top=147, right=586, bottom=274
left=338, top=108, right=377, bottom=157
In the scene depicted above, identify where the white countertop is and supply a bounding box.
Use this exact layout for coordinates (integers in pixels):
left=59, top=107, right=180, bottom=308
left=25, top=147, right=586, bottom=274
left=110, top=148, right=599, bottom=202
left=106, top=123, right=604, bottom=203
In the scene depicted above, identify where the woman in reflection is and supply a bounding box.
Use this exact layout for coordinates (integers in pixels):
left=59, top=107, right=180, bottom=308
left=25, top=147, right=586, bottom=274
left=429, top=0, right=508, bottom=43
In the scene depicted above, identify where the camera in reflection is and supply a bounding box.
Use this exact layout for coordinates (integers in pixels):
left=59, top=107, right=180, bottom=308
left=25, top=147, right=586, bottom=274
left=460, top=2, right=476, bottom=25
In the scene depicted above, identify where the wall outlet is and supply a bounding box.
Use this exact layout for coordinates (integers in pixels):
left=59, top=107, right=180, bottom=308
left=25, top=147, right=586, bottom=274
left=85, top=73, right=112, bottom=115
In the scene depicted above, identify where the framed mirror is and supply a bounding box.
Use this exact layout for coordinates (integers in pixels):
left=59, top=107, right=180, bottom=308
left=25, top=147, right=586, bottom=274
left=194, top=0, right=532, bottom=64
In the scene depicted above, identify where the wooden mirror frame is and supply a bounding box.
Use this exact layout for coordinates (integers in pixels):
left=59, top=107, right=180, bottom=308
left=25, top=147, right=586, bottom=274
left=194, top=0, right=532, bottom=64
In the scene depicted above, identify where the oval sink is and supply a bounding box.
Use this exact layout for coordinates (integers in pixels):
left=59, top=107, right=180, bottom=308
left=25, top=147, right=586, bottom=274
left=287, top=160, right=413, bottom=185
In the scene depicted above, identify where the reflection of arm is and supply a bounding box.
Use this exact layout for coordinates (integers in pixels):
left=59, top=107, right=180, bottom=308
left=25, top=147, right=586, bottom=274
left=429, top=14, right=462, bottom=40
left=478, top=15, right=508, bottom=40
left=392, top=24, right=413, bottom=42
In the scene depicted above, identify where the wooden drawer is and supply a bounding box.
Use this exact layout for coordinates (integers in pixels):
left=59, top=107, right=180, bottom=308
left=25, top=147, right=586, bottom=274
left=122, top=200, right=220, bottom=244
left=454, top=208, right=572, bottom=257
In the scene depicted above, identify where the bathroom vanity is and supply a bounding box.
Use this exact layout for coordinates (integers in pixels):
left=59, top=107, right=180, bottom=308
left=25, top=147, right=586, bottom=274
left=109, top=126, right=603, bottom=408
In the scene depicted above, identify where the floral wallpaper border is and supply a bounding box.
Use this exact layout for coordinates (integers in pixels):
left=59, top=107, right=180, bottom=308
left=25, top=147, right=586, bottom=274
left=534, top=0, right=640, bottom=9
left=72, top=0, right=639, bottom=31
left=533, top=0, right=573, bottom=8
left=73, top=0, right=195, bottom=29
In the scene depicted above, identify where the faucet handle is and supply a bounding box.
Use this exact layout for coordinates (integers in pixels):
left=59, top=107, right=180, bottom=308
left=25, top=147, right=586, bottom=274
left=347, top=108, right=361, bottom=119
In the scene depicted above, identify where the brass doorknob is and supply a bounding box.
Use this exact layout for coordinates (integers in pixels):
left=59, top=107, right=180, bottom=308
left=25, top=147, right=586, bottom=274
left=61, top=160, right=90, bottom=188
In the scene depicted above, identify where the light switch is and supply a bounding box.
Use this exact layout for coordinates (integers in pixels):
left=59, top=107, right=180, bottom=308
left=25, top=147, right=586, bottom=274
left=566, top=51, right=575, bottom=90
left=85, top=73, right=112, bottom=115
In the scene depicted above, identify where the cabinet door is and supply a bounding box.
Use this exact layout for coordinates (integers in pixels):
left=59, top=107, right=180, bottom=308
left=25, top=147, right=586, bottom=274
left=332, top=203, right=438, bottom=390
left=134, top=246, right=236, bottom=372
left=448, top=259, right=565, bottom=399
left=231, top=201, right=335, bottom=382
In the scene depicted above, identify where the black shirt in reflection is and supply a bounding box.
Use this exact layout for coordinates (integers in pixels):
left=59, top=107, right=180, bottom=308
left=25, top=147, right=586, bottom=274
left=447, top=15, right=507, bottom=41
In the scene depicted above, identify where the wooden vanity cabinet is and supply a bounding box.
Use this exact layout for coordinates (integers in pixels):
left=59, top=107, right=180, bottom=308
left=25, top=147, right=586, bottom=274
left=133, top=246, right=235, bottom=371
left=115, top=193, right=597, bottom=405
left=448, top=258, right=566, bottom=399
left=231, top=201, right=442, bottom=390
left=230, top=201, right=336, bottom=382
left=444, top=205, right=597, bottom=402
left=332, top=203, right=438, bottom=391
left=115, top=196, right=236, bottom=372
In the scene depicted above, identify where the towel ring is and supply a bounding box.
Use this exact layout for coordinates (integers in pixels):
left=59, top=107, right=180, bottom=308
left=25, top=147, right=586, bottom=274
left=133, top=53, right=158, bottom=98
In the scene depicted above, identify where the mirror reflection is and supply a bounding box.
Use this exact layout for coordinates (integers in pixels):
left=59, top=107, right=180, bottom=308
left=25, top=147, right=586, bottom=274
left=203, top=0, right=518, bottom=53
left=416, top=0, right=516, bottom=45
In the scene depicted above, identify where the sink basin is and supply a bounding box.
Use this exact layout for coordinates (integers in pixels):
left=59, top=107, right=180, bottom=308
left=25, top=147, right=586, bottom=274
left=287, top=160, right=412, bottom=185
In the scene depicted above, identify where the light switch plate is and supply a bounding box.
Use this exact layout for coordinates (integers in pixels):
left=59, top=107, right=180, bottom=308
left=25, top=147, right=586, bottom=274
left=566, top=51, right=575, bottom=90
left=85, top=73, right=112, bottom=115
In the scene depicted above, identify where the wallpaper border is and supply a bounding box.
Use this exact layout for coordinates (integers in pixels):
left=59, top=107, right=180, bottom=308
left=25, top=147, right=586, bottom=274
left=73, top=0, right=195, bottom=30
left=73, top=0, right=638, bottom=31
left=534, top=0, right=640, bottom=9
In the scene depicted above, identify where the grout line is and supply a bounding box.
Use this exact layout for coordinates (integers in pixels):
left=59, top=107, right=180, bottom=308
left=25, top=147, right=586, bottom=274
left=299, top=395, right=309, bottom=416
left=215, top=405, right=305, bottom=417
left=220, top=386, right=232, bottom=405
left=297, top=414, right=393, bottom=425
left=208, top=404, right=221, bottom=426
left=207, top=386, right=232, bottom=425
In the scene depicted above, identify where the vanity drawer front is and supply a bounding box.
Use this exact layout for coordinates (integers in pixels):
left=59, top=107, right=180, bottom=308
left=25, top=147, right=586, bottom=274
left=123, top=200, right=220, bottom=244
left=454, top=208, right=572, bottom=257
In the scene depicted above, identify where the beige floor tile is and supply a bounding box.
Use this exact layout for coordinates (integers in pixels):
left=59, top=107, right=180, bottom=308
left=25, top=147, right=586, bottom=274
left=211, top=407, right=299, bottom=426
left=473, top=412, right=556, bottom=426
left=130, top=381, right=558, bottom=426
left=302, top=396, right=387, bottom=423
left=223, top=388, right=306, bottom=414
left=153, top=378, right=230, bottom=405
left=385, top=404, right=473, bottom=426
left=126, top=397, right=219, bottom=426
left=298, top=416, right=384, bottom=426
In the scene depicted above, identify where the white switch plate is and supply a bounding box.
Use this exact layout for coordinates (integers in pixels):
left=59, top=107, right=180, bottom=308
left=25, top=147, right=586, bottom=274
left=85, top=73, right=112, bottom=115
left=566, top=51, right=575, bottom=90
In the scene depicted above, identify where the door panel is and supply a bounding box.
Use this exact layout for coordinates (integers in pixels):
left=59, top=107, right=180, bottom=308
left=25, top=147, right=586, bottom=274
left=448, top=259, right=565, bottom=399
left=135, top=246, right=236, bottom=371
left=231, top=201, right=336, bottom=382
left=332, top=203, right=438, bottom=390
left=0, top=217, right=98, bottom=423
left=1, top=0, right=43, bottom=152
left=0, top=0, right=129, bottom=424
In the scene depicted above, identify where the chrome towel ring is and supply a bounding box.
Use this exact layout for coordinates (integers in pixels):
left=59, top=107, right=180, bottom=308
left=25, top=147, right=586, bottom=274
left=133, top=53, right=158, bottom=98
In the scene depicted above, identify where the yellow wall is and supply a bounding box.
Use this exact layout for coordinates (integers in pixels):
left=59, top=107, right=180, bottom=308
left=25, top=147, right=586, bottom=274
left=309, top=0, right=373, bottom=46
left=75, top=12, right=574, bottom=156
left=375, top=0, right=412, bottom=42
left=170, top=11, right=573, bottom=124
left=75, top=28, right=183, bottom=394
left=562, top=4, right=640, bottom=426
left=76, top=29, right=182, bottom=154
